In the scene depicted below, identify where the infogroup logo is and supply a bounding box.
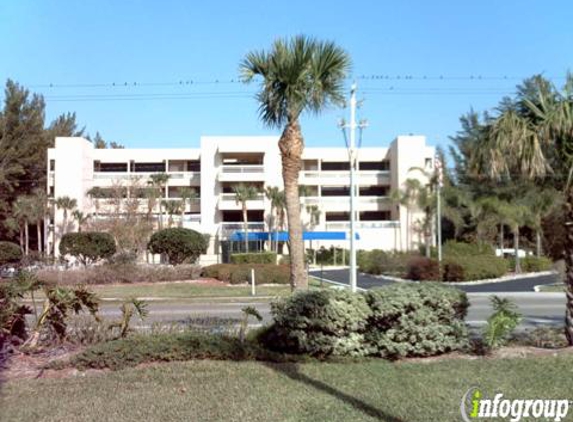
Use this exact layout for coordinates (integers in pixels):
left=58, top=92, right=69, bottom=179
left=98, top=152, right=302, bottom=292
left=460, top=387, right=570, bottom=422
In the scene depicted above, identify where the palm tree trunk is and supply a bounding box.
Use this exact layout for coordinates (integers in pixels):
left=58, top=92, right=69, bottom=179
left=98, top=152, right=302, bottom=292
left=514, top=227, right=521, bottom=273
left=536, top=229, right=542, bottom=257
left=279, top=119, right=307, bottom=290
left=24, top=221, right=29, bottom=256
left=37, top=220, right=42, bottom=254
left=499, top=224, right=504, bottom=253
left=19, top=225, right=24, bottom=253
left=63, top=210, right=68, bottom=235
left=564, top=188, right=573, bottom=344
left=243, top=204, right=249, bottom=253
left=406, top=208, right=410, bottom=251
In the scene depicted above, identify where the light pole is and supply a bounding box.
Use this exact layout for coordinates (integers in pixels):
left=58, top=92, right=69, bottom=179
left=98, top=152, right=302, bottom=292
left=340, top=83, right=366, bottom=293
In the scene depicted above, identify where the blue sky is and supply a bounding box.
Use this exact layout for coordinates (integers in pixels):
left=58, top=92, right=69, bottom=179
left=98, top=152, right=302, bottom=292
left=0, top=0, right=571, bottom=152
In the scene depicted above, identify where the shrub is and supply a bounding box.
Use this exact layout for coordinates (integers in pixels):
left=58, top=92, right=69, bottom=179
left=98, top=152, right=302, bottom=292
left=364, top=283, right=469, bottom=359
left=147, top=228, right=207, bottom=265
left=442, top=261, right=464, bottom=282
left=37, top=264, right=202, bottom=285
left=482, top=296, right=521, bottom=351
left=230, top=252, right=277, bottom=264
left=513, top=326, right=568, bottom=349
left=0, top=241, right=22, bottom=267
left=358, top=250, right=418, bottom=276
left=262, top=289, right=372, bottom=357
left=63, top=332, right=302, bottom=371
left=406, top=257, right=440, bottom=281
left=202, top=264, right=289, bottom=285
left=59, top=232, right=116, bottom=265
left=442, top=240, right=495, bottom=257
left=444, top=255, right=508, bottom=281
left=521, top=256, right=553, bottom=272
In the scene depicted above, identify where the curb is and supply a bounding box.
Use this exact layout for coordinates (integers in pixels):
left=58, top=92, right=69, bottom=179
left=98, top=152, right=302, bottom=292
left=373, top=271, right=557, bottom=286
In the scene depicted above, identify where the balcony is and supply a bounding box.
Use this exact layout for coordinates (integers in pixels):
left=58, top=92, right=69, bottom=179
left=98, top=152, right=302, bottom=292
left=218, top=165, right=265, bottom=182
left=220, top=222, right=266, bottom=234
left=325, top=221, right=399, bottom=230
left=94, top=171, right=199, bottom=185
left=300, top=170, right=390, bottom=185
left=301, top=196, right=390, bottom=211
left=218, top=193, right=265, bottom=210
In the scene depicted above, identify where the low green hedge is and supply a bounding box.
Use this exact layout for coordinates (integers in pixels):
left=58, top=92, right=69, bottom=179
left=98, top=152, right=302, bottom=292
left=507, top=256, right=553, bottom=273
left=63, top=332, right=303, bottom=371
left=406, top=257, right=440, bottom=281
left=442, top=240, right=495, bottom=257
left=0, top=241, right=22, bottom=267
left=202, top=264, right=289, bottom=284
left=262, top=289, right=372, bottom=357
left=443, top=255, right=508, bottom=281
left=364, top=283, right=469, bottom=358
left=230, top=252, right=277, bottom=264
left=358, top=250, right=418, bottom=276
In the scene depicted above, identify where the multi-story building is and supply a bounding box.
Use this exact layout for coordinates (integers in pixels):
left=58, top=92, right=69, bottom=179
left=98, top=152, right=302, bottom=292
left=46, top=135, right=435, bottom=263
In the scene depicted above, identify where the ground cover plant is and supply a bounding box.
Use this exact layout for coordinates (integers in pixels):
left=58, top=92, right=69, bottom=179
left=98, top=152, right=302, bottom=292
left=202, top=264, right=290, bottom=284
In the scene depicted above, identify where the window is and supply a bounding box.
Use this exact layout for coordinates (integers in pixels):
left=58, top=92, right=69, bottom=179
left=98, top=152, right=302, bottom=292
left=222, top=210, right=264, bottom=222
left=49, top=159, right=55, bottom=171
left=132, top=162, right=166, bottom=173
left=321, top=186, right=350, bottom=196
left=425, top=158, right=432, bottom=169
left=359, top=211, right=391, bottom=221
left=49, top=186, right=54, bottom=197
left=325, top=212, right=350, bottom=221
left=359, top=185, right=389, bottom=196
left=321, top=161, right=350, bottom=171
left=94, top=162, right=128, bottom=172
left=359, top=161, right=390, bottom=171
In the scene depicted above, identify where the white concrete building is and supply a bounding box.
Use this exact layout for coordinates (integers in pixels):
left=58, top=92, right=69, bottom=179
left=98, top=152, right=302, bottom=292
left=47, top=135, right=435, bottom=263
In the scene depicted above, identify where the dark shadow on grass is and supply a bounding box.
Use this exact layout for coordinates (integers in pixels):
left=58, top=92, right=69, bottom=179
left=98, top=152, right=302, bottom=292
left=263, top=361, right=405, bottom=422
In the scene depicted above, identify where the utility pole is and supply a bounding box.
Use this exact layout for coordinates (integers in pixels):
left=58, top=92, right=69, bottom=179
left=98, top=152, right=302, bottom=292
left=435, top=155, right=443, bottom=263
left=340, top=83, right=366, bottom=293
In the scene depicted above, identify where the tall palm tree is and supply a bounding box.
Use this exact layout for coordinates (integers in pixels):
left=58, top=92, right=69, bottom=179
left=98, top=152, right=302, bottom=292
left=178, top=187, right=198, bottom=227
left=161, top=200, right=183, bottom=228
left=389, top=189, right=406, bottom=251
left=498, top=201, right=529, bottom=273
left=71, top=210, right=90, bottom=232
left=469, top=74, right=573, bottom=341
left=55, top=196, right=77, bottom=236
left=30, top=189, right=48, bottom=254
left=402, top=178, right=422, bottom=250
left=241, top=35, right=351, bottom=290
left=87, top=187, right=104, bottom=219
left=265, top=186, right=281, bottom=252
left=148, top=173, right=170, bottom=229
left=233, top=184, right=259, bottom=253
left=306, top=204, right=321, bottom=264
left=12, top=196, right=34, bottom=255
left=522, top=188, right=562, bottom=257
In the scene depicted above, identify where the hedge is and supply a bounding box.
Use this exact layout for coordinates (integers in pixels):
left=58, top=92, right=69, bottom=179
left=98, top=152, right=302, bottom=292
left=364, top=283, right=469, bottom=358
left=406, top=257, right=440, bottom=281
left=147, top=228, right=207, bottom=265
left=262, top=289, right=372, bottom=357
left=444, top=255, right=508, bottom=281
left=0, top=241, right=22, bottom=266
left=230, top=252, right=277, bottom=264
left=202, top=264, right=289, bottom=284
left=507, top=256, right=553, bottom=273
left=358, top=250, right=417, bottom=276
left=59, top=232, right=116, bottom=265
left=442, top=240, right=495, bottom=257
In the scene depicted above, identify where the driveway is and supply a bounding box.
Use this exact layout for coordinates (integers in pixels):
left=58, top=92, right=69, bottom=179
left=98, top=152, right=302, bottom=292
left=309, top=268, right=559, bottom=293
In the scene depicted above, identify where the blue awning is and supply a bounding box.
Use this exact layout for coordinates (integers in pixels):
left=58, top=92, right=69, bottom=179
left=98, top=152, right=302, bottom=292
left=228, top=231, right=360, bottom=241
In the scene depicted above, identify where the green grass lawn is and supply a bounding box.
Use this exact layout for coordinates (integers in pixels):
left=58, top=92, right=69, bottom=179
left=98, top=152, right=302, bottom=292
left=2, top=355, right=573, bottom=422
left=537, top=284, right=565, bottom=292
left=25, top=278, right=325, bottom=301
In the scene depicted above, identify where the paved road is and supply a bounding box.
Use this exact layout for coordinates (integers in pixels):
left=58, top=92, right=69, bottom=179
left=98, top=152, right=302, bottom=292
left=309, top=268, right=559, bottom=292
left=55, top=293, right=562, bottom=330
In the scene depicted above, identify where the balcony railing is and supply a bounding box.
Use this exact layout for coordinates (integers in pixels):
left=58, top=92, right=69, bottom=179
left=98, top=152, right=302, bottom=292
left=93, top=171, right=199, bottom=180
left=219, top=193, right=265, bottom=201
left=301, top=196, right=389, bottom=205
left=220, top=222, right=266, bottom=232
left=220, top=165, right=265, bottom=174
left=325, top=221, right=399, bottom=230
left=301, top=170, right=390, bottom=179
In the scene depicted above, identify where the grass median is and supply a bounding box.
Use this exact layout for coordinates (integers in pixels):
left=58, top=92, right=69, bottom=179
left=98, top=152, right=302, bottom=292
left=2, top=355, right=573, bottom=422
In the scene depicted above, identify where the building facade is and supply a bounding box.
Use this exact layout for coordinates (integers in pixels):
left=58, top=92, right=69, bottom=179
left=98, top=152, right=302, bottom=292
left=47, top=135, right=435, bottom=263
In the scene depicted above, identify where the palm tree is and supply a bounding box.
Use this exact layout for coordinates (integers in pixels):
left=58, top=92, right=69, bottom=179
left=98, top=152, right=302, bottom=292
left=233, top=184, right=259, bottom=253
left=30, top=189, right=48, bottom=254
left=522, top=188, right=562, bottom=257
left=87, top=187, right=104, bottom=219
left=468, top=74, right=573, bottom=341
left=402, top=178, right=422, bottom=250
left=148, top=173, right=170, bottom=229
left=241, top=35, right=351, bottom=290
left=55, top=196, right=77, bottom=235
left=498, top=202, right=529, bottom=273
left=265, top=186, right=281, bottom=252
left=12, top=196, right=34, bottom=255
left=71, top=210, right=90, bottom=232
left=178, top=187, right=198, bottom=226
left=306, top=204, right=321, bottom=264
left=389, top=189, right=406, bottom=251
left=161, top=200, right=183, bottom=228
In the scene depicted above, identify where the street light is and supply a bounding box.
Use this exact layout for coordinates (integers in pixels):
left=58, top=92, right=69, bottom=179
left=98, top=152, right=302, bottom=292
left=340, top=83, right=367, bottom=293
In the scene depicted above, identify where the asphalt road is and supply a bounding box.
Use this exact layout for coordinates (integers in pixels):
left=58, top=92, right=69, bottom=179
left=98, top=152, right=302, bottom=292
left=66, top=293, right=564, bottom=330
left=309, top=268, right=559, bottom=292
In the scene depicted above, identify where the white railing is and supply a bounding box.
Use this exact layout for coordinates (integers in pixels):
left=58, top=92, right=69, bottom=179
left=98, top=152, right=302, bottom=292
left=220, top=165, right=265, bottom=174
left=301, top=170, right=390, bottom=179
left=325, top=221, right=399, bottom=230
left=94, top=171, right=199, bottom=180
left=219, top=193, right=264, bottom=201
left=301, top=196, right=389, bottom=204
left=220, top=222, right=266, bottom=231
